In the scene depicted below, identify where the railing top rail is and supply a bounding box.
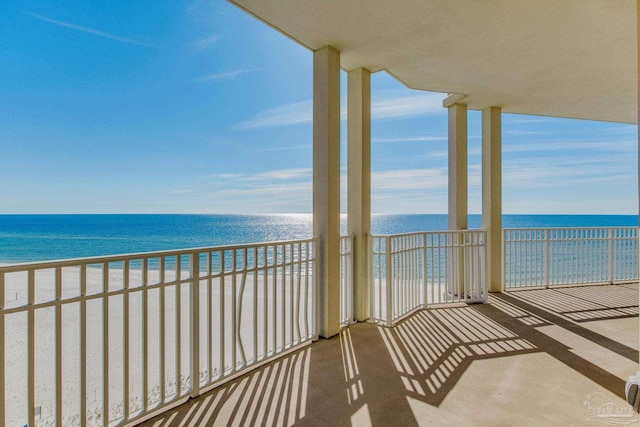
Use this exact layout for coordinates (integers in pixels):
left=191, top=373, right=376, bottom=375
left=371, top=229, right=486, bottom=238
left=503, top=226, right=638, bottom=231
left=0, top=237, right=319, bottom=272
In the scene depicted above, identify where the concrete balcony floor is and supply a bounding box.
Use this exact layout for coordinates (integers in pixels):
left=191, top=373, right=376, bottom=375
left=138, top=283, right=639, bottom=427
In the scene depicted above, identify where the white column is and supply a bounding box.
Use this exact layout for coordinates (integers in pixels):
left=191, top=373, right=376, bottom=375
left=448, top=103, right=468, bottom=230
left=448, top=103, right=468, bottom=296
left=482, top=107, right=503, bottom=293
left=313, top=46, right=341, bottom=338
left=347, top=68, right=371, bottom=322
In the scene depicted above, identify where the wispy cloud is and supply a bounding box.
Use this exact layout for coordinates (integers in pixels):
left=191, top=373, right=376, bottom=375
left=372, top=136, right=446, bottom=144
left=24, top=11, right=150, bottom=47
left=502, top=155, right=634, bottom=189
left=502, top=138, right=637, bottom=157
left=235, top=91, right=446, bottom=130
left=190, top=34, right=221, bottom=53
left=238, top=168, right=311, bottom=181
left=257, top=144, right=311, bottom=152
left=170, top=168, right=314, bottom=213
left=235, top=101, right=312, bottom=130
left=371, top=92, right=444, bottom=120
left=195, top=68, right=258, bottom=82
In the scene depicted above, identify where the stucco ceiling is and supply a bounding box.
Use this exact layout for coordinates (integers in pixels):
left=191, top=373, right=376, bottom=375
left=230, top=0, right=637, bottom=124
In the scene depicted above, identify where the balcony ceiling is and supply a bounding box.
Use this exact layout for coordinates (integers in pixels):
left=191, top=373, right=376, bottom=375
left=230, top=0, right=637, bottom=124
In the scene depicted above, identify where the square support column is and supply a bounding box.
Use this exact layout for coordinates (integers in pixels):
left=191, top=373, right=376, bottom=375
left=347, top=68, right=371, bottom=322
left=448, top=103, right=468, bottom=230
left=448, top=103, right=468, bottom=296
left=313, top=46, right=341, bottom=338
left=482, top=107, right=503, bottom=293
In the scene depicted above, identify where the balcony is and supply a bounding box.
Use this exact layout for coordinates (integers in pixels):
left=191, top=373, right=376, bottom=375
left=1, top=226, right=637, bottom=426
left=138, top=283, right=638, bottom=426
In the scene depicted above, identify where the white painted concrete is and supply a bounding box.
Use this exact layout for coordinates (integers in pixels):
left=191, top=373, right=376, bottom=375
left=230, top=0, right=637, bottom=124
left=482, top=107, right=503, bottom=293
left=313, top=46, right=342, bottom=338
left=448, top=103, right=468, bottom=231
left=347, top=68, right=372, bottom=322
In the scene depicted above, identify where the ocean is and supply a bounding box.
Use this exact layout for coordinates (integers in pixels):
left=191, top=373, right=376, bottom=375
left=0, top=214, right=637, bottom=264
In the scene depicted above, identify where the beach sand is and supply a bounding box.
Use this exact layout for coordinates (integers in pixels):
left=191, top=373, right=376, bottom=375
left=3, top=264, right=313, bottom=427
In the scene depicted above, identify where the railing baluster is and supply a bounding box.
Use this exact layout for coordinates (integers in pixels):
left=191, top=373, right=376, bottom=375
left=609, top=227, right=615, bottom=284
left=544, top=229, right=549, bottom=288
left=289, top=243, right=294, bottom=346
left=280, top=245, right=286, bottom=349
left=310, top=241, right=317, bottom=340
left=231, top=250, right=237, bottom=371
left=263, top=247, right=268, bottom=357
left=123, top=260, right=130, bottom=418
left=101, top=263, right=109, bottom=427
left=190, top=252, right=200, bottom=397
left=142, top=258, right=149, bottom=411
left=56, top=267, right=63, bottom=427
left=27, top=269, right=35, bottom=427
left=253, top=247, right=259, bottom=361
left=304, top=242, right=310, bottom=339
left=272, top=245, right=278, bottom=353
left=385, top=237, right=393, bottom=326
left=421, top=234, right=427, bottom=308
left=219, top=252, right=225, bottom=378
left=295, top=245, right=302, bottom=342
left=159, top=257, right=166, bottom=404
left=207, top=252, right=213, bottom=383
left=80, top=265, right=87, bottom=427
left=176, top=257, right=183, bottom=394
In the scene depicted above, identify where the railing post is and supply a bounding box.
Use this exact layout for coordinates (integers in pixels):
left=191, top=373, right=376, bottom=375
left=312, top=240, right=318, bottom=340
left=422, top=233, right=428, bottom=308
left=483, top=230, right=489, bottom=300
left=544, top=229, right=550, bottom=288
left=190, top=252, right=201, bottom=398
left=368, top=233, right=375, bottom=320
left=609, top=227, right=615, bottom=284
left=385, top=237, right=393, bottom=327
left=501, top=229, right=506, bottom=291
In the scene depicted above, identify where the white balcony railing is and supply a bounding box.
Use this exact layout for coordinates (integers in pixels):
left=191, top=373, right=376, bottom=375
left=4, top=225, right=637, bottom=426
left=0, top=239, right=316, bottom=427
left=371, top=230, right=487, bottom=326
left=503, top=227, right=639, bottom=289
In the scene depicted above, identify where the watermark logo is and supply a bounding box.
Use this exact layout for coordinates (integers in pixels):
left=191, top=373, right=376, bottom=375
left=584, top=393, right=639, bottom=426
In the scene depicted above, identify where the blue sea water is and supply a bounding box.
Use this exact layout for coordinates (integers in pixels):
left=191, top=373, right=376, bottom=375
left=0, top=214, right=637, bottom=264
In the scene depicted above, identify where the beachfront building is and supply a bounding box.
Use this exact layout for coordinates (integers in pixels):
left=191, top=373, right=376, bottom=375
left=0, top=1, right=638, bottom=426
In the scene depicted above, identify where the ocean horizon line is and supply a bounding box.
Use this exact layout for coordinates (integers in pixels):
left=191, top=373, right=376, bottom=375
left=0, top=212, right=637, bottom=217
left=0, top=214, right=637, bottom=265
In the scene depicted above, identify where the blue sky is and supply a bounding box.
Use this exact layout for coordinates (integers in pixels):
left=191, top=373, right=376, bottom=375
left=0, top=1, right=637, bottom=215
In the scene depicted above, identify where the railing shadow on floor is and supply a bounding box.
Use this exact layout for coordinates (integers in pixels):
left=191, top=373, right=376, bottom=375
left=504, top=282, right=639, bottom=323
left=497, top=283, right=639, bottom=361
left=138, top=345, right=313, bottom=427
left=137, top=283, right=639, bottom=427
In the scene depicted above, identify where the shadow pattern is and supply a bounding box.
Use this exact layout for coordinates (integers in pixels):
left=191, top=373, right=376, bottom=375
left=378, top=307, right=539, bottom=406
left=137, top=283, right=638, bottom=426
left=506, top=283, right=639, bottom=322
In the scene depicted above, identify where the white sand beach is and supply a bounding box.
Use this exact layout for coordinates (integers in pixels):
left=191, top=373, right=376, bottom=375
left=3, top=263, right=313, bottom=427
